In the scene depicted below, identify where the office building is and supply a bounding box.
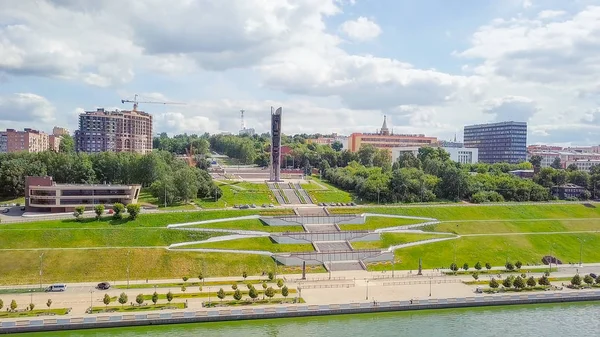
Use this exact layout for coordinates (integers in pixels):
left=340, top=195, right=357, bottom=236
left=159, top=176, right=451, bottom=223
left=75, top=108, right=153, bottom=154
left=464, top=121, right=527, bottom=164
left=349, top=116, right=437, bottom=152
left=25, top=176, right=141, bottom=213
left=0, top=128, right=51, bottom=153
left=391, top=146, right=478, bottom=164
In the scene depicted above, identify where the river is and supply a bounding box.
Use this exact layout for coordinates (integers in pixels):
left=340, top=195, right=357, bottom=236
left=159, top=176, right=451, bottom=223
left=19, top=302, right=600, bottom=336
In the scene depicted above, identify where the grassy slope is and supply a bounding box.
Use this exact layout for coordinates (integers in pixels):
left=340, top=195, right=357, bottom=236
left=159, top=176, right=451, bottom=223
left=197, top=181, right=277, bottom=209
left=393, top=233, right=600, bottom=270
left=305, top=177, right=353, bottom=203
left=138, top=190, right=197, bottom=210
left=0, top=196, right=25, bottom=205
left=351, top=233, right=454, bottom=250
left=338, top=217, right=425, bottom=231
left=330, top=204, right=600, bottom=220
left=178, top=237, right=314, bottom=253
left=186, top=219, right=302, bottom=233
left=432, top=218, right=600, bottom=235
left=0, top=228, right=217, bottom=249
left=0, top=249, right=275, bottom=286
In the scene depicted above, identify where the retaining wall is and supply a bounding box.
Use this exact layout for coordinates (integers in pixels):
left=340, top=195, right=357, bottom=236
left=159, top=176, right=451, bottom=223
left=3, top=291, right=600, bottom=334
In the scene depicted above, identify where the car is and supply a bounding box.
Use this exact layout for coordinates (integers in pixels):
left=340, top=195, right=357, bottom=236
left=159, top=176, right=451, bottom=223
left=240, top=204, right=249, bottom=209
left=261, top=204, right=267, bottom=208
left=46, top=284, right=67, bottom=292
left=96, top=282, right=110, bottom=290
left=20, top=206, right=25, bottom=211
left=269, top=203, right=274, bottom=207
left=1, top=208, right=8, bottom=214
left=250, top=204, right=256, bottom=208
left=590, top=273, right=597, bottom=279
left=350, top=202, right=356, bottom=206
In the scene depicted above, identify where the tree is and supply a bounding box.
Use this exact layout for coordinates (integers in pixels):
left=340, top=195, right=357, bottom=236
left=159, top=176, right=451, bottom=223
left=232, top=284, right=238, bottom=291
left=10, top=299, right=17, bottom=311
left=538, top=275, right=551, bottom=286
left=515, top=261, right=523, bottom=270
left=550, top=157, right=562, bottom=169
left=118, top=293, right=128, bottom=307
left=505, top=262, right=515, bottom=271
left=217, top=288, right=225, bottom=302
left=268, top=271, right=275, bottom=281
left=182, top=276, right=189, bottom=282
left=513, top=276, right=525, bottom=290
left=485, top=263, right=492, bottom=270
left=502, top=277, right=513, bottom=288
left=277, top=279, right=284, bottom=288
left=529, top=155, right=542, bottom=169
left=331, top=141, right=343, bottom=152
left=281, top=285, right=289, bottom=298
left=73, top=206, right=85, bottom=221
left=103, top=294, right=111, bottom=307
left=181, top=285, right=187, bottom=293
left=126, top=203, right=141, bottom=219
left=489, top=278, right=499, bottom=289
left=242, top=271, right=247, bottom=280
left=596, top=275, right=600, bottom=284
left=0, top=299, right=3, bottom=310
left=265, top=287, right=275, bottom=299
left=152, top=292, right=159, bottom=305
left=94, top=204, right=105, bottom=220
left=262, top=282, right=268, bottom=299
left=462, top=263, right=469, bottom=271
left=166, top=291, right=174, bottom=303
left=46, top=299, right=52, bottom=309
left=567, top=163, right=579, bottom=171
left=472, top=272, right=479, bottom=280
left=136, top=294, right=144, bottom=306
left=233, top=289, right=242, bottom=301
left=450, top=263, right=458, bottom=273
left=249, top=287, right=258, bottom=301
left=59, top=134, right=75, bottom=153
left=583, top=274, right=594, bottom=286
left=29, top=303, right=35, bottom=311
left=571, top=274, right=582, bottom=286
left=527, top=276, right=537, bottom=287
left=112, top=203, right=125, bottom=220
left=474, top=261, right=482, bottom=271
left=198, top=273, right=204, bottom=283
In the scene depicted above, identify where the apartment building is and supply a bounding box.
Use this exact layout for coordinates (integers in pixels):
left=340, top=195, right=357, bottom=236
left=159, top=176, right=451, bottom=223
left=349, top=116, right=437, bottom=152
left=391, top=146, right=478, bottom=164
left=527, top=145, right=600, bottom=169
left=25, top=176, right=141, bottom=213
left=0, top=128, right=50, bottom=153
left=75, top=108, right=153, bottom=154
left=464, top=121, right=527, bottom=164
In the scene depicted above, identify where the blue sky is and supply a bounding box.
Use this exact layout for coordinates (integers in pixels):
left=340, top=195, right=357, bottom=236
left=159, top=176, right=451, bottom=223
left=1, top=0, right=600, bottom=145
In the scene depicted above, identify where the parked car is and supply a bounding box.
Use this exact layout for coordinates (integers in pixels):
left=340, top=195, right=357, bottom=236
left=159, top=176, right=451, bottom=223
left=268, top=204, right=274, bottom=208
left=250, top=204, right=256, bottom=208
left=590, top=273, right=597, bottom=279
left=1, top=208, right=8, bottom=214
left=96, top=282, right=110, bottom=290
left=46, top=284, right=67, bottom=292
left=20, top=206, right=25, bottom=211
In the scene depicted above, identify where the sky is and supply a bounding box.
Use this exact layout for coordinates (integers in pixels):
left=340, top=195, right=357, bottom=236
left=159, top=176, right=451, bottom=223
left=1, top=0, right=600, bottom=145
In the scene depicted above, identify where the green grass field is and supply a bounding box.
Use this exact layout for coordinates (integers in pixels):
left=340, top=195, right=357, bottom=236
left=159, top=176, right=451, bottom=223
left=431, top=218, right=600, bottom=235
left=91, top=303, right=186, bottom=313
left=176, top=237, right=313, bottom=253
left=0, top=308, right=69, bottom=318
left=0, top=228, right=218, bottom=249
left=0, top=196, right=25, bottom=205
left=392, top=232, right=600, bottom=270
left=305, top=177, right=353, bottom=203
left=0, top=249, right=278, bottom=286
left=330, top=203, right=600, bottom=221
left=196, top=181, right=277, bottom=209
left=351, top=233, right=455, bottom=250
left=138, top=191, right=197, bottom=210
left=185, top=219, right=302, bottom=233
left=338, top=217, right=425, bottom=231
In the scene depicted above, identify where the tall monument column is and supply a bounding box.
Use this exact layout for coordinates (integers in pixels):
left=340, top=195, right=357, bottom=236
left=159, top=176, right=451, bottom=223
left=269, top=107, right=282, bottom=182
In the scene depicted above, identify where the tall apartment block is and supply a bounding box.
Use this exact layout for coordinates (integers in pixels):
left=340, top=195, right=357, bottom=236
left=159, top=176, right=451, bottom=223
left=0, top=128, right=61, bottom=153
left=75, top=108, right=153, bottom=154
left=464, top=121, right=527, bottom=164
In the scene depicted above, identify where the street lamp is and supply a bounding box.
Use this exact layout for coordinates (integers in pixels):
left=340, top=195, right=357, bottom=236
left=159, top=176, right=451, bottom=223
left=30, top=290, right=33, bottom=309
left=365, top=279, right=369, bottom=300
left=429, top=277, right=432, bottom=297
left=89, top=290, right=94, bottom=313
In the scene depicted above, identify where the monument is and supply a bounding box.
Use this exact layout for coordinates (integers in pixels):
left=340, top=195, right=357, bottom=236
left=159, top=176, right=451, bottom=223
left=417, top=257, right=423, bottom=275
left=269, top=107, right=282, bottom=182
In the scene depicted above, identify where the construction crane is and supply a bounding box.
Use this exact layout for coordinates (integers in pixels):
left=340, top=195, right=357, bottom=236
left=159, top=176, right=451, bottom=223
left=121, top=94, right=185, bottom=112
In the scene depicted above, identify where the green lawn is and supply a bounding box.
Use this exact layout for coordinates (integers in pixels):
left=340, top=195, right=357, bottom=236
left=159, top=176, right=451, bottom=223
left=0, top=196, right=25, bottom=205
left=351, top=232, right=455, bottom=250
left=138, top=190, right=197, bottom=210
left=0, top=308, right=69, bottom=318
left=431, top=218, right=600, bottom=235
left=338, top=217, right=426, bottom=231
left=196, top=182, right=277, bottom=209
left=330, top=204, right=600, bottom=221
left=114, top=288, right=297, bottom=302
left=0, top=228, right=218, bottom=249
left=175, top=237, right=313, bottom=253
left=393, top=232, right=600, bottom=270
left=305, top=177, right=353, bottom=203
left=0, top=249, right=279, bottom=286
left=91, top=303, right=185, bottom=313
left=185, top=219, right=302, bottom=233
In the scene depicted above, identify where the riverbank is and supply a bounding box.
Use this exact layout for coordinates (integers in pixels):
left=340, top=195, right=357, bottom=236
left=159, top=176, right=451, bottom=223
left=2, top=289, right=599, bottom=334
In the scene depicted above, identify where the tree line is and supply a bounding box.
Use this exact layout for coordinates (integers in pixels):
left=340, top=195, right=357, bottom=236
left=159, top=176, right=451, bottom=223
left=0, top=151, right=220, bottom=206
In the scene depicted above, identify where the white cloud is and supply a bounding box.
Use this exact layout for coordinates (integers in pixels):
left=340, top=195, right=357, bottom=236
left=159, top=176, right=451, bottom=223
left=523, top=0, right=533, bottom=9
left=339, top=17, right=382, bottom=41
left=0, top=93, right=56, bottom=124
left=482, top=96, right=539, bottom=122
left=537, top=10, right=567, bottom=19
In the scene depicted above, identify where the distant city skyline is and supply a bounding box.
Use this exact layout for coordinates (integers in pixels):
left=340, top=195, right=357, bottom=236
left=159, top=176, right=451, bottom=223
left=1, top=1, right=600, bottom=145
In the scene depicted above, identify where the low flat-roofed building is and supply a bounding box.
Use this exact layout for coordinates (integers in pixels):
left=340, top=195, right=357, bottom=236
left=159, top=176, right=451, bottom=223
left=25, top=176, right=141, bottom=213
left=391, top=146, right=478, bottom=164
left=551, top=183, right=586, bottom=200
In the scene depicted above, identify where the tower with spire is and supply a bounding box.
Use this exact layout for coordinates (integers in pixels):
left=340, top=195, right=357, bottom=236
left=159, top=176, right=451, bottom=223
left=380, top=115, right=390, bottom=136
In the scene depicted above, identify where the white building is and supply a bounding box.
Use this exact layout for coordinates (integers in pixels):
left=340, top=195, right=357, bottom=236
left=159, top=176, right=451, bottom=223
left=239, top=128, right=256, bottom=136
left=391, top=146, right=478, bottom=164
left=564, top=159, right=600, bottom=172
left=527, top=150, right=600, bottom=169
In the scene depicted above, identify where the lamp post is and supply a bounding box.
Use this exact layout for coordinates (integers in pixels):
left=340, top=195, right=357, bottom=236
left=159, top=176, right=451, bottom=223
left=429, top=277, right=432, bottom=297
left=30, top=290, right=33, bottom=309
left=89, top=290, right=94, bottom=313
left=365, top=279, right=369, bottom=300
left=39, top=252, right=44, bottom=290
